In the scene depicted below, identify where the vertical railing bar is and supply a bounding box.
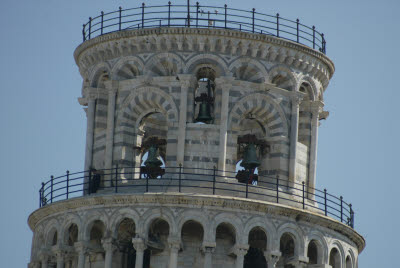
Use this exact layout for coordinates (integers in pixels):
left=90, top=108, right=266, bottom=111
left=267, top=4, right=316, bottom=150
left=252, top=8, right=255, bottom=33
left=82, top=24, right=86, bottom=42
left=296, top=18, right=299, bottom=43
left=142, top=3, right=145, bottom=28
left=115, top=164, right=118, bottom=193
left=246, top=177, right=249, bottom=198
left=101, top=11, right=104, bottom=35
left=196, top=2, right=199, bottom=28
left=276, top=13, right=279, bottom=37
left=322, top=33, right=326, bottom=53
left=312, top=26, right=315, bottom=49
left=350, top=204, right=354, bottom=228
left=179, top=164, right=182, bottom=193
left=302, top=181, right=305, bottom=209
left=146, top=171, right=149, bottom=192
left=224, top=4, right=227, bottom=29
left=50, top=176, right=54, bottom=203
left=340, top=196, right=343, bottom=222
left=324, top=188, right=327, bottom=216
left=168, top=1, right=171, bottom=27
left=276, top=175, right=279, bottom=203
left=119, top=7, right=122, bottom=31
left=88, top=169, right=92, bottom=195
left=88, top=17, right=92, bottom=40
left=213, top=166, right=216, bottom=195
left=66, top=170, right=70, bottom=200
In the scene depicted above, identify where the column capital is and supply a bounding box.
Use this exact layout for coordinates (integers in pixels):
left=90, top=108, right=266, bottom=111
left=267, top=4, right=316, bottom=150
left=215, top=76, right=235, bottom=89
left=104, top=80, right=119, bottom=92
left=310, top=101, right=325, bottom=114
left=177, top=74, right=196, bottom=85
left=264, top=251, right=281, bottom=267
left=102, top=237, right=117, bottom=252
left=290, top=94, right=303, bottom=106
left=230, top=244, right=249, bottom=256
left=201, top=241, right=216, bottom=253
left=74, top=241, right=90, bottom=253
left=132, top=237, right=147, bottom=251
left=168, top=238, right=182, bottom=252
left=287, top=255, right=309, bottom=267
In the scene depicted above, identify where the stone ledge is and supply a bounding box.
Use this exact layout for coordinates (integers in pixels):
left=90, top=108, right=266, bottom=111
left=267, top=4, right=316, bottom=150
left=28, top=192, right=365, bottom=252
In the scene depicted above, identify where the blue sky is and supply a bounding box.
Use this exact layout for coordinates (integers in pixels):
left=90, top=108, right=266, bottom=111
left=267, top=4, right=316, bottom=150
left=0, top=0, right=398, bottom=267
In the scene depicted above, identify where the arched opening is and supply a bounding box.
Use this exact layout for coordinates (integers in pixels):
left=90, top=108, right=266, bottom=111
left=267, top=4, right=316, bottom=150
left=92, top=70, right=109, bottom=88
left=278, top=232, right=296, bottom=268
left=194, top=67, right=216, bottom=124
left=214, top=223, right=236, bottom=266
left=244, top=227, right=267, bottom=268
left=46, top=228, right=58, bottom=247
left=329, top=248, right=341, bottom=268
left=180, top=220, right=204, bottom=266
left=307, top=240, right=319, bottom=264
left=116, top=218, right=136, bottom=268
left=147, top=218, right=170, bottom=266
left=52, top=231, right=58, bottom=246
left=346, top=255, right=352, bottom=268
left=116, top=63, right=139, bottom=80
left=65, top=223, right=78, bottom=246
left=89, top=220, right=106, bottom=266
left=299, top=82, right=313, bottom=101
left=89, top=220, right=105, bottom=249
left=271, top=73, right=293, bottom=91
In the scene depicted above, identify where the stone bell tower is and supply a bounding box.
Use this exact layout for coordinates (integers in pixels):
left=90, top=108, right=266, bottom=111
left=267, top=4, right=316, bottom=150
left=28, top=2, right=364, bottom=268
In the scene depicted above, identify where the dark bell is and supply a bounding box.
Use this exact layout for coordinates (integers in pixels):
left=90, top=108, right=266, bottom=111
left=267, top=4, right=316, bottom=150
left=196, top=101, right=213, bottom=123
left=144, top=145, right=163, bottom=168
left=240, top=143, right=260, bottom=170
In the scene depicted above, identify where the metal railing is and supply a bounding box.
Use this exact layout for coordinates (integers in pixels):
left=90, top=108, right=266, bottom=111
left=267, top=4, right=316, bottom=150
left=82, top=2, right=326, bottom=54
left=38, top=166, right=353, bottom=228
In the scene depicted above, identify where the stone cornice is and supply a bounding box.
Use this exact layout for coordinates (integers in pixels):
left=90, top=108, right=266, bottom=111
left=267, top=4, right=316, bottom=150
left=28, top=193, right=365, bottom=252
left=74, top=28, right=334, bottom=89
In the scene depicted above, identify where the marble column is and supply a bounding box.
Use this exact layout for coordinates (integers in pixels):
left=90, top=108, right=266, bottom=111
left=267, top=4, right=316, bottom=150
left=231, top=245, right=249, bottom=268
left=104, top=82, right=118, bottom=187
left=132, top=237, right=147, bottom=268
left=55, top=250, right=65, bottom=268
left=84, top=94, right=97, bottom=193
left=102, top=238, right=116, bottom=268
left=74, top=241, right=88, bottom=268
left=215, top=77, right=234, bottom=174
left=40, top=253, right=49, bottom=268
left=168, top=241, right=181, bottom=268
left=288, top=95, right=302, bottom=185
left=264, top=251, right=281, bottom=268
left=201, top=242, right=216, bottom=268
left=308, top=101, right=323, bottom=198
left=177, top=75, right=194, bottom=166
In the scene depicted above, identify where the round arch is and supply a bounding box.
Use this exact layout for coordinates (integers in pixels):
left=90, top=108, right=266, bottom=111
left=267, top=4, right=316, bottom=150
left=229, top=57, right=269, bottom=83
left=210, top=212, right=243, bottom=243
left=145, top=52, right=184, bottom=76
left=82, top=212, right=109, bottom=241
left=276, top=223, right=305, bottom=257
left=268, top=65, right=297, bottom=91
left=185, top=53, right=228, bottom=76
left=176, top=211, right=209, bottom=241
left=242, top=217, right=276, bottom=250
left=109, top=208, right=140, bottom=238
left=111, top=56, right=144, bottom=80
left=139, top=207, right=177, bottom=238
left=89, top=62, right=112, bottom=88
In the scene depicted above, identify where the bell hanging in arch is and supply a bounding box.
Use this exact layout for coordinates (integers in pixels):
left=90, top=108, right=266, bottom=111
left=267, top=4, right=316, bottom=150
left=240, top=143, right=261, bottom=170
left=195, top=93, right=213, bottom=123
left=144, top=145, right=163, bottom=168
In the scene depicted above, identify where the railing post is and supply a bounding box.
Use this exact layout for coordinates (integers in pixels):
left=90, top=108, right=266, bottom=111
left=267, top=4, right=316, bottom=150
left=115, top=164, right=118, bottom=193
left=142, top=3, right=145, bottom=28
left=88, top=169, right=92, bottom=195
left=39, top=183, right=44, bottom=208
left=66, top=170, right=70, bottom=200
left=88, top=17, right=92, bottom=40
left=213, top=166, right=216, bottom=195
left=82, top=24, right=86, bottom=42
left=168, top=1, right=171, bottom=27
left=207, top=11, right=210, bottom=28
left=146, top=171, right=149, bottom=192
left=252, top=8, right=255, bottom=33
left=312, top=26, right=315, bottom=49
left=322, top=33, right=326, bottom=53
left=324, top=188, right=327, bottom=216
left=246, top=177, right=249, bottom=198
left=350, top=204, right=354, bottom=228
left=340, top=196, right=343, bottom=223
left=101, top=11, right=104, bottom=35
left=276, top=13, right=279, bottom=37
left=119, top=7, right=122, bottom=31
left=224, top=4, right=227, bottom=29
left=50, top=176, right=54, bottom=203
left=187, top=0, right=190, bottom=27
left=296, top=18, right=299, bottom=43
left=179, top=164, right=182, bottom=193
left=196, top=2, right=199, bottom=28
left=276, top=175, right=279, bottom=203
left=302, top=181, right=305, bottom=209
